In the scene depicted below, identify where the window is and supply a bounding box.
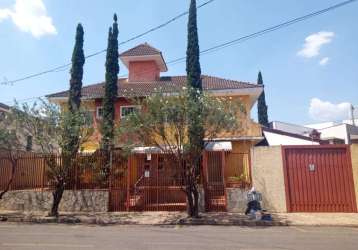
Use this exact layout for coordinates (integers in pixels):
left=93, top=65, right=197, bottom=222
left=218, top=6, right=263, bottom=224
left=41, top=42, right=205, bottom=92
left=96, top=106, right=103, bottom=119
left=120, top=105, right=140, bottom=119
left=26, top=135, right=33, bottom=152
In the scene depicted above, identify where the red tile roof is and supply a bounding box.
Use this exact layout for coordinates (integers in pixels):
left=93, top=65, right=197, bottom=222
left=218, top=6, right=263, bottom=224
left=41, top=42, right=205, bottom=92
left=47, top=75, right=261, bottom=99
left=119, top=43, right=162, bottom=57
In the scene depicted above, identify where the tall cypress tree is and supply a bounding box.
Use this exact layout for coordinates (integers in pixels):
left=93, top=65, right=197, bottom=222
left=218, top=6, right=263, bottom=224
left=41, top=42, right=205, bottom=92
left=186, top=0, right=203, bottom=218
left=68, top=24, right=85, bottom=112
left=257, top=71, right=269, bottom=127
left=66, top=23, right=85, bottom=152
left=101, top=14, right=119, bottom=151
left=186, top=0, right=203, bottom=153
left=186, top=0, right=202, bottom=92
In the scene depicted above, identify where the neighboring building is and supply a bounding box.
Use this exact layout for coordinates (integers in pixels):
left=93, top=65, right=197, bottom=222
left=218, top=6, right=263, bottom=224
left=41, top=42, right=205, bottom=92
left=263, top=120, right=358, bottom=145
left=351, top=134, right=358, bottom=144
left=306, top=122, right=358, bottom=144
left=269, top=121, right=314, bottom=137
left=47, top=43, right=264, bottom=153
left=258, top=127, right=320, bottom=146
left=0, top=102, right=10, bottom=113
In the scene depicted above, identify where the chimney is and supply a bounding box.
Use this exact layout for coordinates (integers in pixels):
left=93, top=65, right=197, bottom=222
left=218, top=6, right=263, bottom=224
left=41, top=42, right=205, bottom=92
left=119, top=43, right=167, bottom=82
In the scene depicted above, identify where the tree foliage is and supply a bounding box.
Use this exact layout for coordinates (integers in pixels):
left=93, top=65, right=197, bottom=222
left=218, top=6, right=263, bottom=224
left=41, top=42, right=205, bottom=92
left=118, top=88, right=243, bottom=217
left=15, top=101, right=92, bottom=216
left=68, top=24, right=85, bottom=113
left=186, top=0, right=202, bottom=91
left=257, top=71, right=269, bottom=127
left=185, top=0, right=205, bottom=217
left=101, top=14, right=119, bottom=151
left=0, top=108, right=26, bottom=199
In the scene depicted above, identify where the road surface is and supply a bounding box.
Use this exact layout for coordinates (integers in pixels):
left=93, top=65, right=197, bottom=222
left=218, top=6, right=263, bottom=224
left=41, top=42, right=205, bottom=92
left=1, top=223, right=358, bottom=249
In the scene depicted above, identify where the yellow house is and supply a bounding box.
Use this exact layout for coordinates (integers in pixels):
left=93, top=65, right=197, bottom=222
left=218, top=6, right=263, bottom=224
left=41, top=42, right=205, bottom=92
left=47, top=43, right=263, bottom=211
left=48, top=43, right=263, bottom=152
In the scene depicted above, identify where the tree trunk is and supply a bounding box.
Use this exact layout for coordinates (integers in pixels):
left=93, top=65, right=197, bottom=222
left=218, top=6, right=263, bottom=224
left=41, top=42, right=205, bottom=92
left=186, top=180, right=200, bottom=218
left=48, top=180, right=65, bottom=217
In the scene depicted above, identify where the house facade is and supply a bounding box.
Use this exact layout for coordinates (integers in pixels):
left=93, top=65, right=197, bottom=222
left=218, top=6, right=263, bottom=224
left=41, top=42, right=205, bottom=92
left=46, top=43, right=263, bottom=211
left=48, top=43, right=263, bottom=155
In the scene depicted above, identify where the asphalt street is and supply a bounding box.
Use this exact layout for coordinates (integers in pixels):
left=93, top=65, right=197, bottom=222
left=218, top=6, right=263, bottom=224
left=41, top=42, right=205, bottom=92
left=1, top=223, right=358, bottom=250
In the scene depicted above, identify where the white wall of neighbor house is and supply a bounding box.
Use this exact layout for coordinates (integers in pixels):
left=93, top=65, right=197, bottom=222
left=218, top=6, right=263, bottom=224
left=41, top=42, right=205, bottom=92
left=263, top=131, right=319, bottom=146
left=317, top=124, right=358, bottom=144
left=318, top=124, right=349, bottom=143
left=251, top=146, right=287, bottom=212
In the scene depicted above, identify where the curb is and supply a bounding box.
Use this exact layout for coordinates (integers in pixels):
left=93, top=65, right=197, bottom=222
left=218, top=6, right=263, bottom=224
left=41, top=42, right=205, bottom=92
left=0, top=215, right=287, bottom=227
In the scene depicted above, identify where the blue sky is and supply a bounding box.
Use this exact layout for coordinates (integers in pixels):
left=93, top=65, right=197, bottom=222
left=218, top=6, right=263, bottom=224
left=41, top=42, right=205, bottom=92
left=0, top=0, right=357, bottom=124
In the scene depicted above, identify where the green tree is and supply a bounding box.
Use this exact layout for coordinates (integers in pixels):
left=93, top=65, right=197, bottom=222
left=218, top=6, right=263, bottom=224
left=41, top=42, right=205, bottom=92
left=0, top=108, right=25, bottom=200
left=185, top=0, right=204, bottom=217
left=68, top=24, right=85, bottom=113
left=48, top=24, right=86, bottom=217
left=101, top=14, right=119, bottom=152
left=16, top=101, right=93, bottom=217
left=257, top=71, right=269, bottom=127
left=118, top=88, right=243, bottom=217
left=186, top=0, right=202, bottom=91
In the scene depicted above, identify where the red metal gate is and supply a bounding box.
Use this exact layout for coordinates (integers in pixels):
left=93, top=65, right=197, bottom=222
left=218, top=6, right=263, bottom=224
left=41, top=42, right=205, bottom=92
left=109, top=154, right=186, bottom=212
left=282, top=145, right=357, bottom=212
left=203, top=151, right=227, bottom=211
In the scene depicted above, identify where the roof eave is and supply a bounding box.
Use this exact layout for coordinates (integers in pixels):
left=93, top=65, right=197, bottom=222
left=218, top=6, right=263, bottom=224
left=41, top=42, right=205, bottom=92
left=119, top=54, right=168, bottom=72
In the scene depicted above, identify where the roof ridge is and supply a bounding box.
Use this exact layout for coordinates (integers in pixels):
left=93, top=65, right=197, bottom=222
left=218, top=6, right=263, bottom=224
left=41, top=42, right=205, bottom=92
left=119, top=43, right=161, bottom=57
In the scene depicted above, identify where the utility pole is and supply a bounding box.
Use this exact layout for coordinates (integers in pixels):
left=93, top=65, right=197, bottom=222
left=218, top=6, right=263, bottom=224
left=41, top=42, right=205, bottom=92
left=351, top=104, right=356, bottom=126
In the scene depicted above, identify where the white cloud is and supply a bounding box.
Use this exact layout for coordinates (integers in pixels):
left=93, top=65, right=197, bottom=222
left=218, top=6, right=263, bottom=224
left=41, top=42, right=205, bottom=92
left=297, top=31, right=334, bottom=58
left=309, top=98, right=351, bottom=122
left=0, top=9, right=11, bottom=21
left=0, top=0, right=57, bottom=38
left=319, top=57, right=330, bottom=66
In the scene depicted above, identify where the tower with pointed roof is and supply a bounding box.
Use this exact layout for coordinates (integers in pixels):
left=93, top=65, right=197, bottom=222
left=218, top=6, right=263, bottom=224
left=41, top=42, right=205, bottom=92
left=119, top=43, right=168, bottom=82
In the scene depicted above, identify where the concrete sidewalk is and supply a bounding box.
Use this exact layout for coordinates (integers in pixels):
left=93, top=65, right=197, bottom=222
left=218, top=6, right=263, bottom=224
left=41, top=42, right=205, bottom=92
left=276, top=213, right=358, bottom=227
left=1, top=211, right=358, bottom=227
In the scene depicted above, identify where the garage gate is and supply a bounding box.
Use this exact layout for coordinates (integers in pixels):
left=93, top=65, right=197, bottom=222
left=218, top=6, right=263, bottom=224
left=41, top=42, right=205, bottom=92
left=283, top=145, right=357, bottom=213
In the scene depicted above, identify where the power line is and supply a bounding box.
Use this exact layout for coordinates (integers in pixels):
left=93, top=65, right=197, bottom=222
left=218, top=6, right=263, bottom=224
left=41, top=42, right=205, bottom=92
left=0, top=0, right=216, bottom=86
left=121, top=0, right=358, bottom=77
left=5, top=0, right=357, bottom=104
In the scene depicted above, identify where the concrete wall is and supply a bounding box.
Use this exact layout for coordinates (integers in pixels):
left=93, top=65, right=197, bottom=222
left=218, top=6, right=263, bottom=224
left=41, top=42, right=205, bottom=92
left=351, top=144, right=358, bottom=211
left=226, top=188, right=249, bottom=212
left=251, top=146, right=287, bottom=212
left=0, top=190, right=109, bottom=212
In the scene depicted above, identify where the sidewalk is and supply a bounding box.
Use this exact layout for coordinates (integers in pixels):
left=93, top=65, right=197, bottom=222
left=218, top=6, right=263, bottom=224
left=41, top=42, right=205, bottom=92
left=1, top=211, right=358, bottom=227
left=275, top=213, right=358, bottom=227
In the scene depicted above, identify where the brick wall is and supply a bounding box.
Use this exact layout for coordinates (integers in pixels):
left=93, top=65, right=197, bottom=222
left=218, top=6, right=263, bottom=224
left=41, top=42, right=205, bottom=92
left=128, top=61, right=160, bottom=82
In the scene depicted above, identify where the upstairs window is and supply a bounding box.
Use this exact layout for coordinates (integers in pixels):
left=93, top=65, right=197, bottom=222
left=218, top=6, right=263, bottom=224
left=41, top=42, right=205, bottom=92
left=120, top=105, right=140, bottom=119
left=96, top=106, right=104, bottom=119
